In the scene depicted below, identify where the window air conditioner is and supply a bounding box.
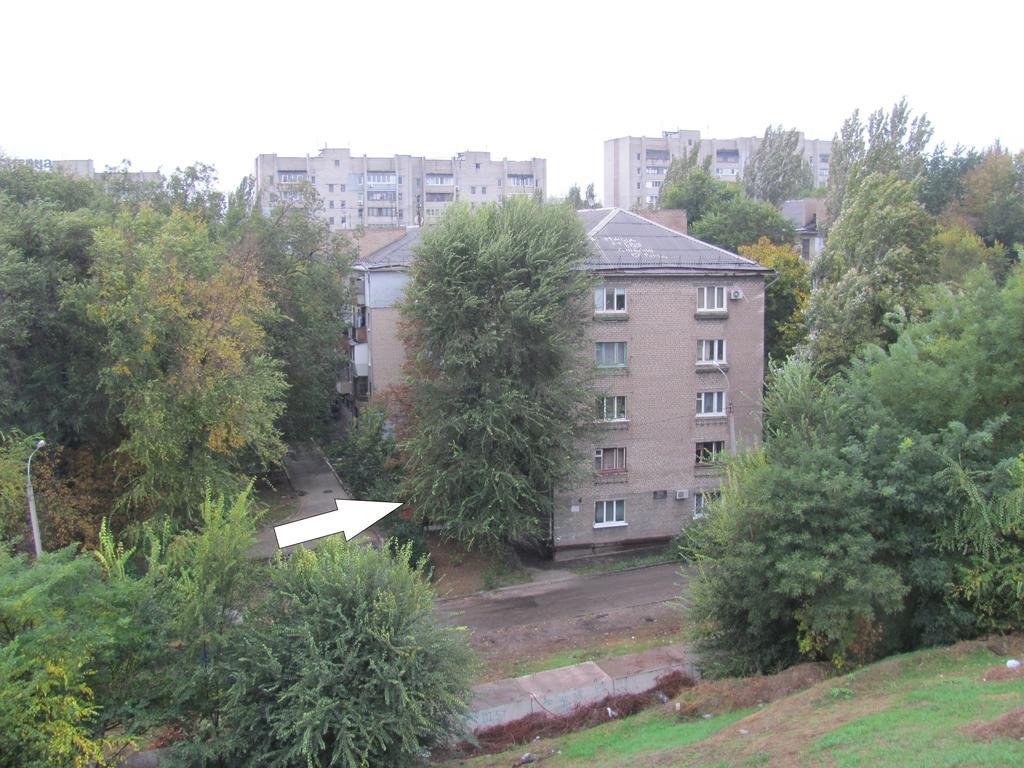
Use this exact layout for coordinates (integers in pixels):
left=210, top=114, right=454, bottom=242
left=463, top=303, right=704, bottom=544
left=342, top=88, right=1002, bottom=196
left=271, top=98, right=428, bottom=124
left=730, top=289, right=743, bottom=300
left=675, top=489, right=689, bottom=500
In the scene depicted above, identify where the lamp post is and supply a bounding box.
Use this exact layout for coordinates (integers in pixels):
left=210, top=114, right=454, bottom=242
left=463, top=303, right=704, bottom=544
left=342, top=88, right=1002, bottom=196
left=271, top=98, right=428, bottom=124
left=712, top=364, right=736, bottom=452
left=25, top=439, right=45, bottom=558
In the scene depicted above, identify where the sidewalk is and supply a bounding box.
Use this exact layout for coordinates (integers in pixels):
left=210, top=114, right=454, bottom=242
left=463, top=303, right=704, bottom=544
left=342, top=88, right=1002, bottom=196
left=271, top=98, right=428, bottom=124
left=252, top=442, right=372, bottom=558
left=465, top=643, right=698, bottom=732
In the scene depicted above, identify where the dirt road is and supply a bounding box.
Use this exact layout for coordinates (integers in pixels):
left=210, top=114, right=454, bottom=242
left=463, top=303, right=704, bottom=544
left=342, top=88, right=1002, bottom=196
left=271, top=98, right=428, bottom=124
left=437, top=563, right=688, bottom=678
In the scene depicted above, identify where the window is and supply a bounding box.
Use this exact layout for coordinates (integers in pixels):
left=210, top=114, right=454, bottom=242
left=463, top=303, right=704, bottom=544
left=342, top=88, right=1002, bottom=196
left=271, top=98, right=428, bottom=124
left=328, top=200, right=334, bottom=208
left=716, top=149, right=740, bottom=163
left=470, top=186, right=476, bottom=194
left=334, top=159, right=340, bottom=167
left=697, top=286, right=726, bottom=311
left=368, top=190, right=396, bottom=201
left=594, top=447, right=626, bottom=473
left=426, top=173, right=454, bottom=186
left=310, top=176, right=315, bottom=184
left=697, top=391, right=726, bottom=416
left=697, top=339, right=726, bottom=364
left=328, top=216, right=334, bottom=225
left=508, top=174, right=534, bottom=187
left=328, top=183, right=334, bottom=192
left=367, top=207, right=395, bottom=217
left=594, top=287, right=626, bottom=313
left=340, top=184, right=346, bottom=192
left=367, top=173, right=396, bottom=184
left=596, top=395, right=627, bottom=421
left=693, top=491, right=720, bottom=520
left=278, top=171, right=306, bottom=183
left=645, top=180, right=663, bottom=189
left=696, top=440, right=725, bottom=464
left=595, top=342, right=627, bottom=368
left=595, top=499, right=625, bottom=526
left=339, top=201, right=346, bottom=208
left=475, top=162, right=480, bottom=170
left=481, top=186, right=487, bottom=194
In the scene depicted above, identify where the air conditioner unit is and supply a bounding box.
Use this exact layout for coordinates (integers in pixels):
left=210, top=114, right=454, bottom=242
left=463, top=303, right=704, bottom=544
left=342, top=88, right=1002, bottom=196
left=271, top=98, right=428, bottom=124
left=730, top=289, right=743, bottom=300
left=675, top=489, right=689, bottom=500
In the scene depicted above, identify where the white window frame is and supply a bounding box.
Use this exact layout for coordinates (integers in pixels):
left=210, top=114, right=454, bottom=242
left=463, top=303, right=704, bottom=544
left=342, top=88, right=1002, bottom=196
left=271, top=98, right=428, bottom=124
left=693, top=491, right=720, bottom=520
left=594, top=287, right=627, bottom=313
left=595, top=342, right=627, bottom=368
left=696, top=390, right=726, bottom=417
left=697, top=339, right=727, bottom=365
left=597, top=395, right=627, bottom=421
left=594, top=498, right=626, bottom=527
left=695, top=440, right=725, bottom=464
left=594, top=447, right=627, bottom=473
left=425, top=174, right=454, bottom=186
left=697, top=286, right=727, bottom=312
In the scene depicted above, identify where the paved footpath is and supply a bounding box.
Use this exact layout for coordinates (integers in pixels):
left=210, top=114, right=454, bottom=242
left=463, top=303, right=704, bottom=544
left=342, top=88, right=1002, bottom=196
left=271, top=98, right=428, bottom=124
left=252, top=442, right=371, bottom=558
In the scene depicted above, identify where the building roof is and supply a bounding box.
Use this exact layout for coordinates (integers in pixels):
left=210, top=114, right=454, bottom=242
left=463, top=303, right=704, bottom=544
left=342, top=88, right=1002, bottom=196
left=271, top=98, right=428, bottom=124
left=358, top=227, right=422, bottom=268
left=358, top=209, right=769, bottom=275
left=580, top=209, right=769, bottom=273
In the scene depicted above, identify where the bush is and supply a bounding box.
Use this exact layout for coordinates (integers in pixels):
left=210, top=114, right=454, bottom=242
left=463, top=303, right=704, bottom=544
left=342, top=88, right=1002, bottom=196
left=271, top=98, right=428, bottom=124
left=330, top=405, right=401, bottom=501
left=384, top=516, right=432, bottom=572
left=180, top=538, right=473, bottom=767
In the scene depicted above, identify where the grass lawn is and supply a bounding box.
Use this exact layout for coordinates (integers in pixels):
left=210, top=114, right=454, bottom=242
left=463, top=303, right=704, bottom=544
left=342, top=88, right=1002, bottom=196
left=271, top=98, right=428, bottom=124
left=439, top=638, right=1024, bottom=767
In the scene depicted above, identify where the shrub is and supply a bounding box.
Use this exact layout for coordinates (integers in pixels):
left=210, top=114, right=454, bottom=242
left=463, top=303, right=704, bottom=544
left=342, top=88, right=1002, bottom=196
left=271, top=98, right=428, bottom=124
left=180, top=538, right=473, bottom=767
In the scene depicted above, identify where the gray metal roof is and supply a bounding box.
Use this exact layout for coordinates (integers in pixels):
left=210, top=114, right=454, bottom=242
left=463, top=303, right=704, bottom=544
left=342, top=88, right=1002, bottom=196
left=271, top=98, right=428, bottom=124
left=359, top=227, right=422, bottom=268
left=579, top=208, right=769, bottom=273
left=358, top=209, right=768, bottom=275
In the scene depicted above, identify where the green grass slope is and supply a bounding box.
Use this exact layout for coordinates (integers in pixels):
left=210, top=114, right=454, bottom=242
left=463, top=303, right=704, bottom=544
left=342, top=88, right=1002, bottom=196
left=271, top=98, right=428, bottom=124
left=442, top=638, right=1024, bottom=767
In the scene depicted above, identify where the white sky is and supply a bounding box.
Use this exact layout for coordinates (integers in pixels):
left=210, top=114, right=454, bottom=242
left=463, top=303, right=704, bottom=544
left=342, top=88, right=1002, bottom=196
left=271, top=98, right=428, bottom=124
left=3, top=0, right=1021, bottom=200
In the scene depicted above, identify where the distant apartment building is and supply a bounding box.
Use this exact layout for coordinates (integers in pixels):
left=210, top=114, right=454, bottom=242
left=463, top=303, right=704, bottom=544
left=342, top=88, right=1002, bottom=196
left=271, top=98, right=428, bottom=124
left=345, top=209, right=767, bottom=559
left=254, top=149, right=546, bottom=231
left=1, top=157, right=162, bottom=184
left=781, top=197, right=827, bottom=262
left=604, top=130, right=832, bottom=209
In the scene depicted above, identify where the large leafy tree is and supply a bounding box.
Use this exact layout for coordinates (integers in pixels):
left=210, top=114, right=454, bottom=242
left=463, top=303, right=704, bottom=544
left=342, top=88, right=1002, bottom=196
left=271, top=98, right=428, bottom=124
left=400, top=198, right=594, bottom=550
left=690, top=194, right=796, bottom=253
left=743, top=125, right=815, bottom=207
left=737, top=238, right=810, bottom=362
left=659, top=166, right=736, bottom=223
left=808, top=172, right=936, bottom=374
left=74, top=208, right=287, bottom=520
left=688, top=265, right=1024, bottom=676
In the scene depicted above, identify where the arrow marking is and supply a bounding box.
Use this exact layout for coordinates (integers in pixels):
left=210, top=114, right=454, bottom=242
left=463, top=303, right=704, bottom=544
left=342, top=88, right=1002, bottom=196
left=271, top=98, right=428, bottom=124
left=273, top=499, right=402, bottom=548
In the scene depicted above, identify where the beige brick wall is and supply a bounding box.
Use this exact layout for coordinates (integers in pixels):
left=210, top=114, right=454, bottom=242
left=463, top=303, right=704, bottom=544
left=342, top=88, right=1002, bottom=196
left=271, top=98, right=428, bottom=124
left=368, top=307, right=406, bottom=400
left=553, top=273, right=764, bottom=558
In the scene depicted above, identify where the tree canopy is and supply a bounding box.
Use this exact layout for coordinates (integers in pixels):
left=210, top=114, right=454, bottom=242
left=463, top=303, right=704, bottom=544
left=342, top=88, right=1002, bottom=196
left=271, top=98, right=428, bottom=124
left=743, top=125, right=815, bottom=207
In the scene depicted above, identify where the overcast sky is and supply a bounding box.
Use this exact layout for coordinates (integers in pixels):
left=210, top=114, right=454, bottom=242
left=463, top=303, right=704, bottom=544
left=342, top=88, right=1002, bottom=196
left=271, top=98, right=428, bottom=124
left=3, top=0, right=1021, bottom=200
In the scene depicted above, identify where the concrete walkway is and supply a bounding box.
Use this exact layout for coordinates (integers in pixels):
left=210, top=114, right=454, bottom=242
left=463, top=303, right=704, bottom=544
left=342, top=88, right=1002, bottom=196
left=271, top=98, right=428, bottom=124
left=252, top=442, right=372, bottom=558
left=465, top=642, right=698, bottom=732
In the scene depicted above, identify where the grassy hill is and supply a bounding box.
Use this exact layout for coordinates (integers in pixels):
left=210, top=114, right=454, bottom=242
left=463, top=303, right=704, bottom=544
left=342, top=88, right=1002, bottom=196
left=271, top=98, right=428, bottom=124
left=441, top=637, right=1024, bottom=767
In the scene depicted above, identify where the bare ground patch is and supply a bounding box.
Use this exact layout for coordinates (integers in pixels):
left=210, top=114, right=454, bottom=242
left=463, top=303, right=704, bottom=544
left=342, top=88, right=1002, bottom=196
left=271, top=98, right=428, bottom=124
left=965, top=708, right=1024, bottom=742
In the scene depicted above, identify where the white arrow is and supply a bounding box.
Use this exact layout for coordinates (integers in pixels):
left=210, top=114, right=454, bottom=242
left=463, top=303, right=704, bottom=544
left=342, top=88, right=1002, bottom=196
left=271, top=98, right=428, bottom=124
left=273, top=499, right=402, bottom=549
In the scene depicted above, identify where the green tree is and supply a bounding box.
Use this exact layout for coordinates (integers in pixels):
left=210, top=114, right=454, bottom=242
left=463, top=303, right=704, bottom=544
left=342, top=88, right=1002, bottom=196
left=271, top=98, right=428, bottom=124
left=808, top=172, right=936, bottom=374
left=75, top=208, right=287, bottom=520
left=329, top=405, right=401, bottom=501
left=400, top=199, right=594, bottom=550
left=690, top=194, right=796, bottom=253
left=737, top=238, right=810, bottom=361
left=181, top=539, right=473, bottom=767
left=826, top=99, right=933, bottom=224
left=229, top=180, right=354, bottom=439
left=565, top=183, right=599, bottom=209
left=932, top=222, right=1007, bottom=284
left=949, top=145, right=1024, bottom=259
left=659, top=166, right=736, bottom=223
left=743, top=125, right=815, bottom=206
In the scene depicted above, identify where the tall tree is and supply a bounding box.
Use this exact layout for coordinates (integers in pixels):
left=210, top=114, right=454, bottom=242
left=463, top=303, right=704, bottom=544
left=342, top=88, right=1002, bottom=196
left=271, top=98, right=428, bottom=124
left=737, top=238, right=810, bottom=361
left=743, top=125, right=815, bottom=207
left=660, top=166, right=737, bottom=224
left=400, top=199, right=594, bottom=550
left=826, top=99, right=933, bottom=224
left=809, top=172, right=936, bottom=374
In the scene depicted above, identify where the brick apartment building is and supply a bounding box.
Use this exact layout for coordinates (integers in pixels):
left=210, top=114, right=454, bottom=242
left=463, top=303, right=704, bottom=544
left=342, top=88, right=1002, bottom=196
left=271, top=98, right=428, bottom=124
left=345, top=209, right=768, bottom=559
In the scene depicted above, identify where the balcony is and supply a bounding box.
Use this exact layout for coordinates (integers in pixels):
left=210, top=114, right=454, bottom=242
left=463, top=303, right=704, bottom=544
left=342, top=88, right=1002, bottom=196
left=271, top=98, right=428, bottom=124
left=354, top=326, right=368, bottom=343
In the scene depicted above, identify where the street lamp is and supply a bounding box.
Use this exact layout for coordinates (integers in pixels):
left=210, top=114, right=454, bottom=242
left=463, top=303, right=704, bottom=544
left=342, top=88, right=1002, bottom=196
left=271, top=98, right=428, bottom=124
left=712, top=364, right=736, bottom=452
left=26, top=439, right=45, bottom=558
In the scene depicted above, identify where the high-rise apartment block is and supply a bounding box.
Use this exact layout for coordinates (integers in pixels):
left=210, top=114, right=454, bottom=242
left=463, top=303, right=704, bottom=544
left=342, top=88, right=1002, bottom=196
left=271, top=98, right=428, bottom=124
left=254, top=149, right=546, bottom=231
left=604, top=130, right=832, bottom=209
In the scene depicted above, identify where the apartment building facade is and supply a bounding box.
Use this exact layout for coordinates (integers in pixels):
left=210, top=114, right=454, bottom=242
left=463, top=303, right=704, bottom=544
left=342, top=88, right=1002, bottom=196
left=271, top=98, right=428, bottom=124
left=346, top=209, right=767, bottom=559
left=255, top=149, right=546, bottom=231
left=604, top=130, right=832, bottom=209
left=1, top=157, right=163, bottom=185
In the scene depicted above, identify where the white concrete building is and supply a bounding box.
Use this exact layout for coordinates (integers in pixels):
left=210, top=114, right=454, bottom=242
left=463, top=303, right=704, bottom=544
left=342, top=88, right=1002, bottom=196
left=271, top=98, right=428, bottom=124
left=604, top=130, right=832, bottom=209
left=254, top=149, right=546, bottom=231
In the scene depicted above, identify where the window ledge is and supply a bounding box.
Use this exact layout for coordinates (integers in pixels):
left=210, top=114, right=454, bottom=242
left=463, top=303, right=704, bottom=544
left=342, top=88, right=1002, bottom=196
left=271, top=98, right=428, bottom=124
left=593, top=521, right=628, bottom=529
left=594, top=418, right=630, bottom=429
left=695, top=310, right=729, bottom=320
left=594, top=312, right=629, bottom=321
left=594, top=472, right=629, bottom=485
left=696, top=363, right=728, bottom=371
left=696, top=414, right=727, bottom=420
